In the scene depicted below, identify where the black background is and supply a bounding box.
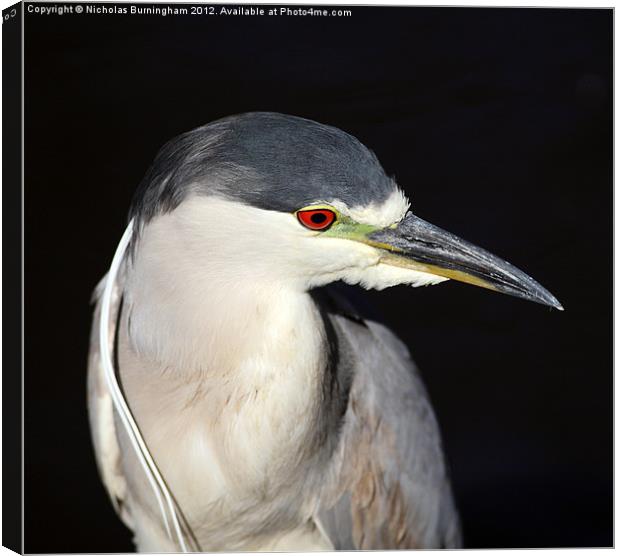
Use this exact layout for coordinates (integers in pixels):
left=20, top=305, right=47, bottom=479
left=24, top=4, right=612, bottom=552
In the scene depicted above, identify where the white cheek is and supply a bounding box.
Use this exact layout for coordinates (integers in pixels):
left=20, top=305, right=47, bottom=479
left=301, top=238, right=381, bottom=288
left=340, top=263, right=449, bottom=291
left=301, top=236, right=449, bottom=291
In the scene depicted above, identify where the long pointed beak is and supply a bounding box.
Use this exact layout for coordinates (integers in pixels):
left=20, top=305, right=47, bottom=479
left=367, top=214, right=563, bottom=310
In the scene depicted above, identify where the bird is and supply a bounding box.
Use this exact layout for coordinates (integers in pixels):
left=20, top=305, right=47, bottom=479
left=87, top=111, right=562, bottom=552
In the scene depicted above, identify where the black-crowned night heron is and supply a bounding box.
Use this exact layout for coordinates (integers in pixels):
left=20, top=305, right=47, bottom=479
left=88, top=112, right=562, bottom=552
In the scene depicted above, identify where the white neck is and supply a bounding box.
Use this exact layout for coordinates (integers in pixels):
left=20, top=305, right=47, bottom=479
left=124, top=202, right=325, bottom=375
left=118, top=201, right=342, bottom=532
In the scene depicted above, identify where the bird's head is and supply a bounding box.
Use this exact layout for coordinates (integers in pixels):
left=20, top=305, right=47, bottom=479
left=128, top=112, right=561, bottom=310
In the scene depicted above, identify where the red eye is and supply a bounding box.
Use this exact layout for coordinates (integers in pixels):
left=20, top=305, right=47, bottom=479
left=297, top=209, right=336, bottom=231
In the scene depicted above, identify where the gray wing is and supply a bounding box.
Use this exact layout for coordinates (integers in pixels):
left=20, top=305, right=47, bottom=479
left=87, top=275, right=135, bottom=531
left=315, top=288, right=462, bottom=549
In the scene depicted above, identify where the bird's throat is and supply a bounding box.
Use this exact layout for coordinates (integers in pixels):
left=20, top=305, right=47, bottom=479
left=119, top=206, right=338, bottom=510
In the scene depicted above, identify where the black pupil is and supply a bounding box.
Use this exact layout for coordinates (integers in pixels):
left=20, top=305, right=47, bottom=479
left=311, top=213, right=328, bottom=224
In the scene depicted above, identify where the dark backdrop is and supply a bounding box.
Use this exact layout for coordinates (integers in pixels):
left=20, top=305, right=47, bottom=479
left=24, top=4, right=612, bottom=552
